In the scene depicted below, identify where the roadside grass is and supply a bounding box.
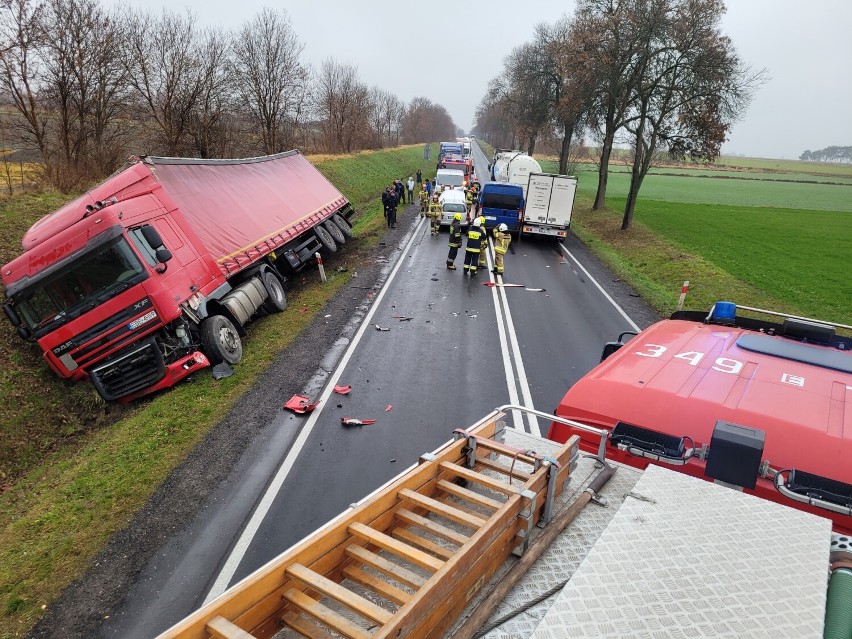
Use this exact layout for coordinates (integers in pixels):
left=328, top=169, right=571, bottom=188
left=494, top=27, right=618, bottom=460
left=0, top=145, right=435, bottom=637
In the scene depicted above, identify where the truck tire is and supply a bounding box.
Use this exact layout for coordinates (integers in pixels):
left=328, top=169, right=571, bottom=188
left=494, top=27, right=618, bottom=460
left=314, top=224, right=338, bottom=254
left=331, top=213, right=354, bottom=239
left=261, top=270, right=287, bottom=313
left=200, top=315, right=243, bottom=365
left=323, top=219, right=346, bottom=245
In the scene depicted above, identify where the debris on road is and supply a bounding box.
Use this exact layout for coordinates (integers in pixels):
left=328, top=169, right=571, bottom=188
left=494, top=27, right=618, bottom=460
left=298, top=307, right=309, bottom=312
left=483, top=282, right=524, bottom=288
left=211, top=362, right=234, bottom=380
left=333, top=384, right=352, bottom=395
left=341, top=417, right=376, bottom=426
left=375, top=324, right=390, bottom=331
left=386, top=405, right=393, bottom=412
left=284, top=395, right=320, bottom=414
left=393, top=316, right=413, bottom=321
left=525, top=287, right=547, bottom=292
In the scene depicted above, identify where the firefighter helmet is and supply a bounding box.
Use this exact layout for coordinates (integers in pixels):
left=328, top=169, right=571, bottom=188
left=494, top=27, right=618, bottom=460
left=453, top=213, right=463, bottom=221
left=498, top=223, right=508, bottom=232
left=472, top=218, right=481, bottom=228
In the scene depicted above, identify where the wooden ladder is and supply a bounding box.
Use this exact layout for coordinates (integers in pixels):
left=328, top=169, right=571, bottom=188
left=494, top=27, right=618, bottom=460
left=159, top=412, right=579, bottom=639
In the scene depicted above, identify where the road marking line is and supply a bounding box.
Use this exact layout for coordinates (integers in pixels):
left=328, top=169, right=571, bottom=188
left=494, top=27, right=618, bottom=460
left=559, top=244, right=641, bottom=332
left=204, top=217, right=428, bottom=603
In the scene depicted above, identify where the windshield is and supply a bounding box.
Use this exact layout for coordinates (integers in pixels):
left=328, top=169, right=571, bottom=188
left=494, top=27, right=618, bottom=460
left=482, top=192, right=523, bottom=210
left=438, top=172, right=464, bottom=187
left=444, top=163, right=470, bottom=176
left=16, top=238, right=147, bottom=335
left=443, top=203, right=467, bottom=213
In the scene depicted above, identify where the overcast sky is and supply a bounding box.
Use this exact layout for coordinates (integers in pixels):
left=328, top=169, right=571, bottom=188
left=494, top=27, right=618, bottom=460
left=101, top=0, right=852, bottom=160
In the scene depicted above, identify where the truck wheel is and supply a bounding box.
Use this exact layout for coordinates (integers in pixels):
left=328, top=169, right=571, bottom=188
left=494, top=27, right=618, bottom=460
left=331, top=213, right=354, bottom=239
left=200, top=315, right=243, bottom=365
left=314, top=224, right=338, bottom=254
left=261, top=271, right=287, bottom=313
left=323, top=219, right=346, bottom=245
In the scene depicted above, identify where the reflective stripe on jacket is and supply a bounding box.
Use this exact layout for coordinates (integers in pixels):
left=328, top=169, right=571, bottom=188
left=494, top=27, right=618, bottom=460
left=493, top=230, right=511, bottom=254
left=465, top=228, right=483, bottom=252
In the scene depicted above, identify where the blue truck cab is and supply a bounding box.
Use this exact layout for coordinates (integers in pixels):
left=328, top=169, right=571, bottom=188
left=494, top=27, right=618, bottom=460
left=478, top=182, right=524, bottom=231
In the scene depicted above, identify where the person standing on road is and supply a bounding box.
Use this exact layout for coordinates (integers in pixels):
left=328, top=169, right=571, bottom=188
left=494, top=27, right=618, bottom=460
left=386, top=186, right=399, bottom=228
left=425, top=179, right=433, bottom=199
left=395, top=179, right=406, bottom=205
left=492, top=223, right=511, bottom=275
left=419, top=182, right=429, bottom=216
left=382, top=186, right=392, bottom=225
left=463, top=218, right=484, bottom=275
left=446, top=212, right=463, bottom=270
left=477, top=215, right=489, bottom=271
left=407, top=176, right=415, bottom=203
left=428, top=194, right=442, bottom=236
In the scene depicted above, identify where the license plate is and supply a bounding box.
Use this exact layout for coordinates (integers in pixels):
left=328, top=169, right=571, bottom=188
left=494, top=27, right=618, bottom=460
left=128, top=310, right=157, bottom=330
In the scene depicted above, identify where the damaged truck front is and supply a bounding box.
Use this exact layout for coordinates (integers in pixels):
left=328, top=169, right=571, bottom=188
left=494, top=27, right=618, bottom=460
left=1, top=151, right=354, bottom=402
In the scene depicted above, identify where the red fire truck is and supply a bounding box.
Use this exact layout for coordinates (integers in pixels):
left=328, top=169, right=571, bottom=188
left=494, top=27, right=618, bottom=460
left=549, top=302, right=852, bottom=534
left=1, top=152, right=354, bottom=401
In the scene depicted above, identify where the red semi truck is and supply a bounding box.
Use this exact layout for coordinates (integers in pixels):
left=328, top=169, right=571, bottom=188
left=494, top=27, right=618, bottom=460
left=1, top=151, right=355, bottom=401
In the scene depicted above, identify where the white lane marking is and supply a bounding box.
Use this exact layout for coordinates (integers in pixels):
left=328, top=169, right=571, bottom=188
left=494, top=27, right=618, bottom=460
left=485, top=246, right=524, bottom=431
left=559, top=244, right=641, bottom=332
left=490, top=246, right=540, bottom=436
left=204, top=218, right=428, bottom=603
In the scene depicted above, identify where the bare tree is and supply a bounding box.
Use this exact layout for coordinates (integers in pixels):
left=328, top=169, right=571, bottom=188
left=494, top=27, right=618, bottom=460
left=314, top=59, right=370, bottom=153
left=188, top=27, right=233, bottom=158
left=120, top=9, right=207, bottom=155
left=231, top=8, right=307, bottom=154
left=401, top=96, right=455, bottom=144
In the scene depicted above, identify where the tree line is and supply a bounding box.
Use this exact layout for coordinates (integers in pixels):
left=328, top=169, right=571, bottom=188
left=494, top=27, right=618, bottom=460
left=472, top=0, right=766, bottom=229
left=799, top=146, right=852, bottom=164
left=0, top=1, right=458, bottom=192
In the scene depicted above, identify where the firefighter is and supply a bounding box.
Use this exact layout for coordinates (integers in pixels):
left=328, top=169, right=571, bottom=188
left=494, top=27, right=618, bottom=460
left=492, top=223, right=511, bottom=275
left=446, top=212, right=463, bottom=270
left=419, top=183, right=429, bottom=216
left=465, top=186, right=476, bottom=212
left=477, top=214, right=489, bottom=270
left=428, top=194, right=442, bottom=236
left=463, top=218, right=484, bottom=275
left=470, top=180, right=482, bottom=214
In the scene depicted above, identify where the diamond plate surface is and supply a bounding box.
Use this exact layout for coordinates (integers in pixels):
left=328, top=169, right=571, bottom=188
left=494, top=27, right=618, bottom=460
left=530, top=465, right=832, bottom=639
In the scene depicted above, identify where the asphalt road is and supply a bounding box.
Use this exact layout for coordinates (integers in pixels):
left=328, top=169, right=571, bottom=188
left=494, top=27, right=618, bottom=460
left=87, top=145, right=659, bottom=639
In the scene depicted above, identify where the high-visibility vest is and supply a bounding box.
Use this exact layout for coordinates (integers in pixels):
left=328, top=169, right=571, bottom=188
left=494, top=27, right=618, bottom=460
left=493, top=230, right=511, bottom=254
left=448, top=221, right=462, bottom=247
left=429, top=201, right=442, bottom=216
left=465, top=228, right=483, bottom=252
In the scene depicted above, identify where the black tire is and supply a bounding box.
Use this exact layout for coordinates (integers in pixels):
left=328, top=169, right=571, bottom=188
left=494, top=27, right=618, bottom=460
left=314, top=224, right=338, bottom=254
left=331, top=213, right=354, bottom=239
left=261, top=270, right=287, bottom=313
left=200, top=315, right=243, bottom=365
left=323, top=219, right=346, bottom=245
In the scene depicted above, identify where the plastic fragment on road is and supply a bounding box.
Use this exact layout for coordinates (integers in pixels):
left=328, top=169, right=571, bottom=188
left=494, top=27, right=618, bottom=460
left=393, top=316, right=413, bottom=321
left=375, top=324, right=390, bottom=331
left=298, top=307, right=309, bottom=313
left=386, top=405, right=393, bottom=412
left=483, top=282, right=524, bottom=288
left=284, top=394, right=320, bottom=414
left=341, top=417, right=376, bottom=426
left=333, top=384, right=352, bottom=395
left=525, top=287, right=547, bottom=292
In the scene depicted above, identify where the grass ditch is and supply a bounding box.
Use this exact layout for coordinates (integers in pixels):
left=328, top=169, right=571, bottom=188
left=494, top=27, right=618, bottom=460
left=0, top=144, right=438, bottom=637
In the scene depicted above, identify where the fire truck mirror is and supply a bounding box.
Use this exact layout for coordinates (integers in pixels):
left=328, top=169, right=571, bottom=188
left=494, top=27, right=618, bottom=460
left=155, top=248, right=173, bottom=264
left=600, top=341, right=624, bottom=362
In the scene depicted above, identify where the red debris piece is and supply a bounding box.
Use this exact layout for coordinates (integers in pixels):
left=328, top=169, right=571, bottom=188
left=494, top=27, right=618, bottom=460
left=385, top=405, right=393, bottom=412
left=298, top=307, right=309, bottom=313
left=341, top=417, right=376, bottom=426
left=333, top=384, right=352, bottom=395
left=483, top=282, right=524, bottom=288
left=283, top=394, right=320, bottom=414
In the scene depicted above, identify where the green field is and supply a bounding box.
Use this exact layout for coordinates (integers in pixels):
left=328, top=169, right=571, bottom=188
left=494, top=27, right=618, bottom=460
left=539, top=158, right=852, bottom=326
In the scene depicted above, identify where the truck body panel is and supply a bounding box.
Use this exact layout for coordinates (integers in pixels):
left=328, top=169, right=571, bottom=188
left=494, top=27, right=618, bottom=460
left=2, top=151, right=352, bottom=400
left=521, top=172, right=577, bottom=238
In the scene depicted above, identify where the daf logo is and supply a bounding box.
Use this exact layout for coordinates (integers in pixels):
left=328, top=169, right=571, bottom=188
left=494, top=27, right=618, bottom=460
left=52, top=340, right=74, bottom=355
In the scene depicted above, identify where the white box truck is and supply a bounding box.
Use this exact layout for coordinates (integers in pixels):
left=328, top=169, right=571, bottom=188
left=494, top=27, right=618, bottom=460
left=521, top=172, right=578, bottom=239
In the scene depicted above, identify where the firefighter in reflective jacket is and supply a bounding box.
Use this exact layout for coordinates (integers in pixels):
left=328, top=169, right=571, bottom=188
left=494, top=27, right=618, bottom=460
left=492, top=223, right=511, bottom=275
left=463, top=218, right=484, bottom=275
left=465, top=187, right=476, bottom=212
left=446, top=213, right=463, bottom=270
left=419, top=184, right=429, bottom=216
left=477, top=215, right=489, bottom=270
left=428, top=195, right=442, bottom=236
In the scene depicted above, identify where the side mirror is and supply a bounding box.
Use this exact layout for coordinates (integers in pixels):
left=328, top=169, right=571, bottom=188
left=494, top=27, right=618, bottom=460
left=141, top=224, right=164, bottom=250
left=600, top=341, right=624, bottom=362
left=3, top=302, right=21, bottom=327
left=155, top=248, right=173, bottom=263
